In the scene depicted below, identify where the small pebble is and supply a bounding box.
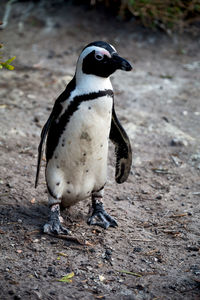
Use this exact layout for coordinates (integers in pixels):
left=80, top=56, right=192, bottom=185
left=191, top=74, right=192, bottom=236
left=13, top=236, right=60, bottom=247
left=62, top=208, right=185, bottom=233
left=8, top=290, right=14, bottom=295
left=170, top=138, right=188, bottom=147
left=33, top=239, right=39, bottom=243
left=89, top=248, right=95, bottom=253
left=136, top=284, right=145, bottom=291
left=47, top=266, right=53, bottom=272
left=14, top=295, right=21, bottom=300
left=133, top=247, right=142, bottom=253
left=187, top=245, right=199, bottom=252
left=34, top=116, right=40, bottom=123
left=27, top=94, right=36, bottom=99
left=105, top=249, right=112, bottom=256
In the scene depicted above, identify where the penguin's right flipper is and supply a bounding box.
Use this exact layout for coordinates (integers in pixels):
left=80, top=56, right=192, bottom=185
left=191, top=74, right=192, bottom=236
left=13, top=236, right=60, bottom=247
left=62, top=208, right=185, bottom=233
left=109, top=106, right=132, bottom=184
left=35, top=101, right=63, bottom=188
left=34, top=100, right=62, bottom=188
left=35, top=115, right=53, bottom=188
left=35, top=78, right=76, bottom=188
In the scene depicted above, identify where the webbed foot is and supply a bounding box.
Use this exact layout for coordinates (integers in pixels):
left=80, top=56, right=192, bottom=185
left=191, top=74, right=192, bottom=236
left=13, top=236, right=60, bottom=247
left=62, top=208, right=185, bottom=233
left=43, top=204, right=69, bottom=235
left=43, top=220, right=69, bottom=235
left=88, top=202, right=118, bottom=229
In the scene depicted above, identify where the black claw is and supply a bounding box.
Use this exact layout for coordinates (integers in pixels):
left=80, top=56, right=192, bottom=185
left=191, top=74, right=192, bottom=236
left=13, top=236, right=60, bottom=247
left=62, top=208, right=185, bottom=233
left=43, top=220, right=69, bottom=235
left=88, top=202, right=118, bottom=229
left=43, top=204, right=69, bottom=235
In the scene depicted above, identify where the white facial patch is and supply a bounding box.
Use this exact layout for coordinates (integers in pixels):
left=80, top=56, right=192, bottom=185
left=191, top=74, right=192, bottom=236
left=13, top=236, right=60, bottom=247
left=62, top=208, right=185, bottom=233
left=75, top=45, right=114, bottom=93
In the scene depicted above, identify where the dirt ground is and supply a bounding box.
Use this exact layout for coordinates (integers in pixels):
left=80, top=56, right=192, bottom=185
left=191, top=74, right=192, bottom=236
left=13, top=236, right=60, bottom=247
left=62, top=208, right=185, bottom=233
left=0, top=1, right=200, bottom=299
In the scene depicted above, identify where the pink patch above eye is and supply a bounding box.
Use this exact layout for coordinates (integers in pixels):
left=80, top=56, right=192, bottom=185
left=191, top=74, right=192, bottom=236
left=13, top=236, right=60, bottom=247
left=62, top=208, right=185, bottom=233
left=96, top=49, right=111, bottom=58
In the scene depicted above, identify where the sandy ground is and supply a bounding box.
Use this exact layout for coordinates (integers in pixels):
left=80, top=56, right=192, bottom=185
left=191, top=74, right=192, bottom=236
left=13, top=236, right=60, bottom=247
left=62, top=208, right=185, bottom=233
left=0, top=1, right=200, bottom=299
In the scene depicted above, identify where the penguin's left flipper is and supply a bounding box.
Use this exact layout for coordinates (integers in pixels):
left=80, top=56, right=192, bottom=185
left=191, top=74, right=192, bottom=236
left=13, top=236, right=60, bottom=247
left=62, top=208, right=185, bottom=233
left=109, top=106, right=132, bottom=184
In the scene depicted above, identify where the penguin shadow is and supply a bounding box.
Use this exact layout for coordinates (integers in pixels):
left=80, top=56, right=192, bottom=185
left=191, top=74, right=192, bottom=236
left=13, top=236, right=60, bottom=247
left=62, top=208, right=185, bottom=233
left=61, top=200, right=91, bottom=224
left=0, top=202, right=48, bottom=230
left=0, top=194, right=95, bottom=242
left=1, top=200, right=91, bottom=232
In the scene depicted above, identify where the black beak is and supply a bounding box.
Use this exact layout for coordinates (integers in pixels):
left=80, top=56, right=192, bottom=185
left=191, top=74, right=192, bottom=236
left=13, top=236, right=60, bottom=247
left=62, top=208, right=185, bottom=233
left=112, top=53, right=132, bottom=71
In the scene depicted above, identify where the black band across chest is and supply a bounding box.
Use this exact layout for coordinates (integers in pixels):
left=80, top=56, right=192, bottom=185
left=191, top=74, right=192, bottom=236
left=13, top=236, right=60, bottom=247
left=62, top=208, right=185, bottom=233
left=46, top=89, right=114, bottom=161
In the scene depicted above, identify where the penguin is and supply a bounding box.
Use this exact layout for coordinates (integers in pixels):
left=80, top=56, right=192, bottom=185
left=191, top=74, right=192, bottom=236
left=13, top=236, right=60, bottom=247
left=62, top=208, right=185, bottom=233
left=35, top=41, right=132, bottom=234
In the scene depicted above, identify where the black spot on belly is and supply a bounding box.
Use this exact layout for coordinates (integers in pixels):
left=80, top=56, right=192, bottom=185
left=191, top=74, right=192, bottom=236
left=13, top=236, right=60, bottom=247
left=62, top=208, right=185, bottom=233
left=86, top=170, right=89, bottom=173
left=88, top=106, right=91, bottom=110
left=67, top=181, right=70, bottom=184
left=55, top=155, right=58, bottom=159
left=57, top=165, right=59, bottom=169
left=62, top=143, right=65, bottom=147
left=100, top=144, right=103, bottom=147
left=83, top=152, right=86, bottom=156
left=56, top=182, right=60, bottom=186
left=80, top=132, right=92, bottom=142
left=67, top=190, right=71, bottom=194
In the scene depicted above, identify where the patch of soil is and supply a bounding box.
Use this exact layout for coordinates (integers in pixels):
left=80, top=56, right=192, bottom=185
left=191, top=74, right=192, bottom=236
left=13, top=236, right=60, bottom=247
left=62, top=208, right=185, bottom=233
left=0, top=1, right=200, bottom=299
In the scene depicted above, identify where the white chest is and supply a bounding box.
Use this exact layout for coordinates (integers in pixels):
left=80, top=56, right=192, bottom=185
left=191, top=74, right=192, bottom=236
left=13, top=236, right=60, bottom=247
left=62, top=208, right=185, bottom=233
left=59, top=94, right=113, bottom=164
left=46, top=94, right=113, bottom=205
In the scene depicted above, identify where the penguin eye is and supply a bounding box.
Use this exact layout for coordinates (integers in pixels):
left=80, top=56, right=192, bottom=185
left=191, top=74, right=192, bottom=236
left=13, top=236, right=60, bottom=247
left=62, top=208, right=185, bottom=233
left=95, top=53, right=104, bottom=61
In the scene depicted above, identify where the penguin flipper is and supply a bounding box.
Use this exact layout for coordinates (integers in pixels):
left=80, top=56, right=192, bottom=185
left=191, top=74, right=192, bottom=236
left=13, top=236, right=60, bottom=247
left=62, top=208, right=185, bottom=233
left=35, top=77, right=76, bottom=188
left=35, top=97, right=64, bottom=188
left=35, top=99, right=63, bottom=188
left=109, top=106, right=132, bottom=184
left=35, top=115, right=53, bottom=188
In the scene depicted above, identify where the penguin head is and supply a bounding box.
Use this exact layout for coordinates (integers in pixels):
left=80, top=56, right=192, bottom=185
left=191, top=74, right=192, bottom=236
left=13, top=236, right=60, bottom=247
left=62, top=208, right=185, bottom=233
left=76, top=41, right=132, bottom=79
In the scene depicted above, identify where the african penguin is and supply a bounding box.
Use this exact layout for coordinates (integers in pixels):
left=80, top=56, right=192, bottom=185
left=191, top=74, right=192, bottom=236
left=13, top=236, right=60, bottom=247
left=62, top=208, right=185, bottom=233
left=35, top=41, right=132, bottom=234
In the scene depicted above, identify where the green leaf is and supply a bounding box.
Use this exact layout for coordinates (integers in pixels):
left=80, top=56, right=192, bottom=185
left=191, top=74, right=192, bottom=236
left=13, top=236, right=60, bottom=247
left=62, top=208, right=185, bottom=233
left=5, top=56, right=16, bottom=64
left=6, top=64, right=15, bottom=70
left=57, top=272, right=74, bottom=283
left=0, top=56, right=16, bottom=71
left=117, top=270, right=142, bottom=277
